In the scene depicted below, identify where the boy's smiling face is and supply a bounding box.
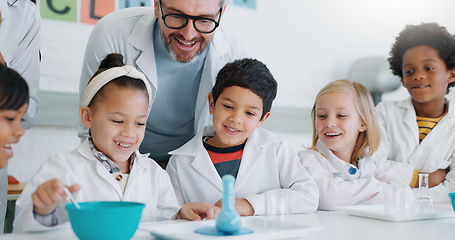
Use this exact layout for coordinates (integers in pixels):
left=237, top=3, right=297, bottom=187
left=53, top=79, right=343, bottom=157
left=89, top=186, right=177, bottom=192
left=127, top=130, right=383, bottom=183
left=207, top=86, right=270, bottom=148
left=401, top=45, right=455, bottom=113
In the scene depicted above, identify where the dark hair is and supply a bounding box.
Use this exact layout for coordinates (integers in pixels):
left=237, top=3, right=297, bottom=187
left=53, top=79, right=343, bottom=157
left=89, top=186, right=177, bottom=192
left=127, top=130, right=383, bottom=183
left=88, top=53, right=148, bottom=107
left=212, top=58, right=277, bottom=119
left=389, top=22, right=455, bottom=92
left=0, top=64, right=29, bottom=110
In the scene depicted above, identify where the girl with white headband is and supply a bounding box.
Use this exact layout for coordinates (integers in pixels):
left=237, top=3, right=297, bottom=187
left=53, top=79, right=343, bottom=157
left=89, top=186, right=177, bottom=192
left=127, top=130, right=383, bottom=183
left=13, top=54, right=220, bottom=232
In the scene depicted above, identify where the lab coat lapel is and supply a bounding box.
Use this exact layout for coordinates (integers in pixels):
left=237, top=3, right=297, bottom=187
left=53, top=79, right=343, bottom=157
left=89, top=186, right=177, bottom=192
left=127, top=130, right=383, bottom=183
left=94, top=163, right=125, bottom=199
left=78, top=141, right=124, bottom=199
left=123, top=153, right=147, bottom=197
left=419, top=99, right=453, bottom=145
left=317, top=141, right=358, bottom=180
left=1, top=1, right=11, bottom=19
left=234, top=134, right=263, bottom=192
left=127, top=15, right=158, bottom=99
left=191, top=148, right=223, bottom=192
left=398, top=99, right=419, bottom=145
left=409, top=99, right=453, bottom=168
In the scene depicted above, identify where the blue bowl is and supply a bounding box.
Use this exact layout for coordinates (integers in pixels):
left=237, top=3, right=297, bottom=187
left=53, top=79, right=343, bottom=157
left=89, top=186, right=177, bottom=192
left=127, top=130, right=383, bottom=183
left=65, top=201, right=145, bottom=240
left=449, top=193, right=455, bottom=212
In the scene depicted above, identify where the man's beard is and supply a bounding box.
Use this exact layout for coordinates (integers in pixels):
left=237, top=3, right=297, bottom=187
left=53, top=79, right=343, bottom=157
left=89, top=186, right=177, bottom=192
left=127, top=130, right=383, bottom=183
left=165, top=43, right=203, bottom=64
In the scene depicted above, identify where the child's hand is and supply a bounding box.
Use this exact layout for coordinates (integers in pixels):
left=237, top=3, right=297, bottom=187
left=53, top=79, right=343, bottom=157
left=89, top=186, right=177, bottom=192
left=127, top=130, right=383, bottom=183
left=31, top=179, right=81, bottom=215
left=427, top=169, right=448, bottom=188
left=214, top=198, right=255, bottom=216
left=179, top=202, right=221, bottom=221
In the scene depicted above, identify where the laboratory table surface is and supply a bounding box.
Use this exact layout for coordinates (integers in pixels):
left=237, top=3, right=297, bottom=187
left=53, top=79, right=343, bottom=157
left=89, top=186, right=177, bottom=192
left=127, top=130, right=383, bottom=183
left=2, top=205, right=455, bottom=240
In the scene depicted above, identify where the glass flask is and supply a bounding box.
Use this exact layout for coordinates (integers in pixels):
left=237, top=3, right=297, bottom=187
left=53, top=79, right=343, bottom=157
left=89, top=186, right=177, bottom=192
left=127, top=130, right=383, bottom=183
left=413, top=173, right=434, bottom=212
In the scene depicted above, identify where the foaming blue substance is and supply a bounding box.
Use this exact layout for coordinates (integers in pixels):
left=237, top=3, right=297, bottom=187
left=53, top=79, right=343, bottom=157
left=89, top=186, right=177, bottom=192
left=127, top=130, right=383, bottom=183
left=195, top=174, right=253, bottom=236
left=216, top=175, right=241, bottom=234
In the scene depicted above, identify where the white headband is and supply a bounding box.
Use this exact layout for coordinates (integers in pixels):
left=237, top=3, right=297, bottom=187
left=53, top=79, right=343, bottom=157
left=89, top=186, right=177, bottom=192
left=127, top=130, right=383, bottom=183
left=82, top=66, right=153, bottom=114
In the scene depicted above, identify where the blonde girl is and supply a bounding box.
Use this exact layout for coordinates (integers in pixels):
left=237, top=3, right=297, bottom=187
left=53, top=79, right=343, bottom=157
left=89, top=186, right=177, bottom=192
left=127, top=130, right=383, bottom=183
left=298, top=79, right=416, bottom=210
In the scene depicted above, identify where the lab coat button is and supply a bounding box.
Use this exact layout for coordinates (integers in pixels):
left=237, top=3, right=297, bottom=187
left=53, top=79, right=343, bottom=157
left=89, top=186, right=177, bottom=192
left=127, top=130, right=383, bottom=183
left=115, top=175, right=123, bottom=181
left=349, top=167, right=357, bottom=175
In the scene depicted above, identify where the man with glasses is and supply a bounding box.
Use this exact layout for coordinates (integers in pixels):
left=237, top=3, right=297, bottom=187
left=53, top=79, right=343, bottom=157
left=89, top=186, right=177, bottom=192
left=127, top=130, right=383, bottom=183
left=79, top=0, right=250, bottom=167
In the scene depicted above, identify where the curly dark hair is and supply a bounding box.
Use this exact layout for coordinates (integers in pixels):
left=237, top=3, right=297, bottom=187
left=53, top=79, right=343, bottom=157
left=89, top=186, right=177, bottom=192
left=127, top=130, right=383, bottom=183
left=388, top=22, right=455, bottom=93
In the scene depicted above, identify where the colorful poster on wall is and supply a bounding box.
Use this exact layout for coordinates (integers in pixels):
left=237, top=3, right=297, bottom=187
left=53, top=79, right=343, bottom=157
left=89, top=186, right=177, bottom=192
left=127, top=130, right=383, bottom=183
left=81, top=0, right=115, bottom=25
left=41, top=0, right=78, bottom=22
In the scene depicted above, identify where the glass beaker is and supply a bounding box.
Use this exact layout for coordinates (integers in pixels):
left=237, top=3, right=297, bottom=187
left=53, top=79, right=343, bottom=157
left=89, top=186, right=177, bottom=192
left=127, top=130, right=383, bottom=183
left=413, top=173, right=434, bottom=212
left=264, top=191, right=291, bottom=231
left=383, top=183, right=406, bottom=214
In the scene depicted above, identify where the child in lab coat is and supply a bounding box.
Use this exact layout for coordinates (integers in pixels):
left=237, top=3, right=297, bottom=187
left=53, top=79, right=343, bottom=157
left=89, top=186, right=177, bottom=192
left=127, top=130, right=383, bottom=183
left=0, top=64, right=28, bottom=235
left=299, top=80, right=416, bottom=210
left=13, top=54, right=219, bottom=232
left=166, top=58, right=319, bottom=216
left=0, top=64, right=28, bottom=169
left=375, top=22, right=455, bottom=202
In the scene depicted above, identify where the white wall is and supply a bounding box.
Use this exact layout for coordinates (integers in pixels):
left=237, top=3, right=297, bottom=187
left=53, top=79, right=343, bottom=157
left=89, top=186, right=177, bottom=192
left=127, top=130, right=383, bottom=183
left=222, top=0, right=455, bottom=107
left=39, top=0, right=455, bottom=105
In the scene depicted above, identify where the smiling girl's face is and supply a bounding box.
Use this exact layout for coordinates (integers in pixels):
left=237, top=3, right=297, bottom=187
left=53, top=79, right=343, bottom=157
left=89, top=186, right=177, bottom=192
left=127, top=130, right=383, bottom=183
left=0, top=104, right=26, bottom=168
left=80, top=85, right=148, bottom=172
left=314, top=91, right=366, bottom=162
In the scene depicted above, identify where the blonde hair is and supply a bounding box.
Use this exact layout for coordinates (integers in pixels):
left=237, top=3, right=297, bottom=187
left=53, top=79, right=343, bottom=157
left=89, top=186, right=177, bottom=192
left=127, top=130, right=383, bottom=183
left=310, top=79, right=380, bottom=164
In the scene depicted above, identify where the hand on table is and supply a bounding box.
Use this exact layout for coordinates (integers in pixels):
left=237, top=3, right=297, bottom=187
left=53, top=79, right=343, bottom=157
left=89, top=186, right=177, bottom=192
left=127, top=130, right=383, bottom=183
left=179, top=202, right=221, bottom=221
left=214, top=198, right=254, bottom=216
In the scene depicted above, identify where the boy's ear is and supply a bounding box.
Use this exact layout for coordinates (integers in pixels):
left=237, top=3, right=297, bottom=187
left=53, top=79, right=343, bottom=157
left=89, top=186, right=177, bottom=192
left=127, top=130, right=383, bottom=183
left=80, top=106, right=93, bottom=128
left=208, top=92, right=215, bottom=115
left=448, top=69, right=455, bottom=84
left=256, top=112, right=271, bottom=128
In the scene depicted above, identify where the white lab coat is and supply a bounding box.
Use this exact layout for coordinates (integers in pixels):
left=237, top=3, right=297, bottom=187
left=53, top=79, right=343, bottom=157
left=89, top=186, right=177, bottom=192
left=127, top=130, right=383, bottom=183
left=13, top=139, right=180, bottom=233
left=375, top=98, right=455, bottom=202
left=0, top=0, right=40, bottom=129
left=78, top=7, right=250, bottom=140
left=166, top=126, right=319, bottom=215
left=299, top=141, right=415, bottom=211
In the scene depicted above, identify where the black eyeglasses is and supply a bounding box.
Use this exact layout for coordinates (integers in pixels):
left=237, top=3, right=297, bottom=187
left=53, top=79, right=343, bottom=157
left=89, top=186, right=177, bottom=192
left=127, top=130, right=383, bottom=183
left=159, top=0, right=222, bottom=34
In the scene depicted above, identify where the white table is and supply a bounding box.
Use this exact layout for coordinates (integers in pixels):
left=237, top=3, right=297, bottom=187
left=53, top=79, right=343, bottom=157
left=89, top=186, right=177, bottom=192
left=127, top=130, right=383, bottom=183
left=2, top=206, right=455, bottom=240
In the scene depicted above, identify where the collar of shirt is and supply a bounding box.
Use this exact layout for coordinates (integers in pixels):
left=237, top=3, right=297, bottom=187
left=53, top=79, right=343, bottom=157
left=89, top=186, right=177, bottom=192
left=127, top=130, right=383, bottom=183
left=88, top=136, right=135, bottom=174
